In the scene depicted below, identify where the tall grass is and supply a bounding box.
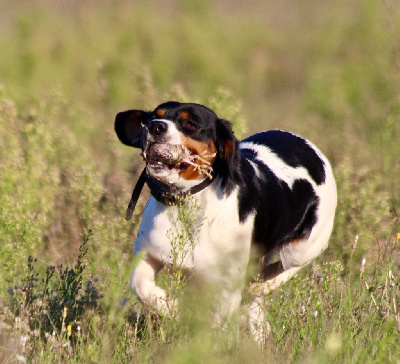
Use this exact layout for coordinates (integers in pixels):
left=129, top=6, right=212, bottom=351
left=0, top=0, right=399, bottom=362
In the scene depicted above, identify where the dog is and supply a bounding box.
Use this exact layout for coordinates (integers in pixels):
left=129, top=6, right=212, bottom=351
left=115, top=101, right=337, bottom=342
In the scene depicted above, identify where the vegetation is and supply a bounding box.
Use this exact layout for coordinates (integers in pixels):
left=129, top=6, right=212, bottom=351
left=0, top=0, right=399, bottom=362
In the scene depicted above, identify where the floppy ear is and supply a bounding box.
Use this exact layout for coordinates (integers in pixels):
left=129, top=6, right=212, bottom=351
left=115, top=110, right=150, bottom=148
left=216, top=119, right=245, bottom=187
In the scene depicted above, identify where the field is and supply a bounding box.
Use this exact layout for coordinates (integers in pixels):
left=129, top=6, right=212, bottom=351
left=0, top=0, right=399, bottom=362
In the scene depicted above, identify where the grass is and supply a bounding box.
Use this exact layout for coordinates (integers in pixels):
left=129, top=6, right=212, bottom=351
left=0, top=0, right=399, bottom=362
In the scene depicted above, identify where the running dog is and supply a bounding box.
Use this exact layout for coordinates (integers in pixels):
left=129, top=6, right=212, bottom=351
left=115, top=101, right=337, bottom=341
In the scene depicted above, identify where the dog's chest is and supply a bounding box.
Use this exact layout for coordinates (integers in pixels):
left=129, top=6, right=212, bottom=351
left=134, top=187, right=254, bottom=282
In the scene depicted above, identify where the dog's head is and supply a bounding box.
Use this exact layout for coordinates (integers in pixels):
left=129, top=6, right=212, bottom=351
left=115, top=101, right=244, bottom=192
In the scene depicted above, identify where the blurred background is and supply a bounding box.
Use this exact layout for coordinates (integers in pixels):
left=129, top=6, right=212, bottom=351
left=0, top=0, right=399, bottom=360
left=1, top=0, right=400, bottom=287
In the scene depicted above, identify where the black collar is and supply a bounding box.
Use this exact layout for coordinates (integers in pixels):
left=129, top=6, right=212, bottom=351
left=125, top=168, right=214, bottom=221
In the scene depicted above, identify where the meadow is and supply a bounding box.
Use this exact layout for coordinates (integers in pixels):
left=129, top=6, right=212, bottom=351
left=0, top=0, right=399, bottom=362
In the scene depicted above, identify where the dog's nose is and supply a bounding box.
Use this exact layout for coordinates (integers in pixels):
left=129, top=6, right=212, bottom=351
left=148, top=120, right=168, bottom=136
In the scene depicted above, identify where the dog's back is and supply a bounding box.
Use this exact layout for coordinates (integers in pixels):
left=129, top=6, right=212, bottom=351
left=241, top=130, right=337, bottom=295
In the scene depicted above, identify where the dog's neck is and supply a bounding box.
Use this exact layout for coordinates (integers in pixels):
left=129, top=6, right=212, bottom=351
left=146, top=172, right=215, bottom=206
left=124, top=168, right=215, bottom=221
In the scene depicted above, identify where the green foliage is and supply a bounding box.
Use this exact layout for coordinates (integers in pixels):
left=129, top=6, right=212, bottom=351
left=332, top=161, right=392, bottom=262
left=303, top=0, right=397, bottom=124
left=0, top=89, right=105, bottom=289
left=0, top=93, right=62, bottom=285
left=3, top=230, right=102, bottom=360
left=266, top=247, right=400, bottom=363
left=208, top=88, right=247, bottom=138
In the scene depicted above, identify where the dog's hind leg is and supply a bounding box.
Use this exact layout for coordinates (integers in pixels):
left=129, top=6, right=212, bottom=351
left=249, top=219, right=335, bottom=296
left=249, top=264, right=302, bottom=296
left=130, top=255, right=177, bottom=315
left=248, top=237, right=311, bottom=296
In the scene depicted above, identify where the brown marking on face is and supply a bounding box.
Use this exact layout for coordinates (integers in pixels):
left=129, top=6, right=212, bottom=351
left=156, top=109, right=166, bottom=118
left=179, top=135, right=217, bottom=180
left=179, top=165, right=205, bottom=180
left=179, top=110, right=191, bottom=120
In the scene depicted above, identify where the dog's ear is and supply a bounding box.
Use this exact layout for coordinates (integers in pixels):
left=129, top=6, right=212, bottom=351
left=115, top=110, right=150, bottom=148
left=216, top=119, right=245, bottom=187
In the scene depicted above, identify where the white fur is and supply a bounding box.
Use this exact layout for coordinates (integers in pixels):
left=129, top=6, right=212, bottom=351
left=132, top=178, right=254, bottom=320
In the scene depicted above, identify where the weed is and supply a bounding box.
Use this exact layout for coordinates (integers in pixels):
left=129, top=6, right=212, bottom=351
left=3, top=230, right=102, bottom=360
left=166, top=196, right=203, bottom=302
left=265, top=214, right=400, bottom=363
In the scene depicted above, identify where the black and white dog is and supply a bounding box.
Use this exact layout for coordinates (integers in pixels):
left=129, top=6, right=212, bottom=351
left=115, top=101, right=337, bottom=340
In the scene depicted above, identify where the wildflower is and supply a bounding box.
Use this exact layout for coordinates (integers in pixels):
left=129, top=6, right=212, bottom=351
left=360, top=258, right=366, bottom=274
left=313, top=310, right=318, bottom=318
left=67, top=324, right=72, bottom=337
left=20, top=335, right=29, bottom=347
left=396, top=232, right=400, bottom=240
left=352, top=235, right=359, bottom=249
left=62, top=306, right=68, bottom=332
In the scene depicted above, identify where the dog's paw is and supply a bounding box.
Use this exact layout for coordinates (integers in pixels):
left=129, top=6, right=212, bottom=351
left=246, top=297, right=270, bottom=347
left=249, top=316, right=270, bottom=347
left=156, top=297, right=179, bottom=317
left=150, top=287, right=179, bottom=317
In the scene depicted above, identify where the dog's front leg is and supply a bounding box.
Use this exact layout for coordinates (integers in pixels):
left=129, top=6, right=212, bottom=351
left=130, top=254, right=177, bottom=315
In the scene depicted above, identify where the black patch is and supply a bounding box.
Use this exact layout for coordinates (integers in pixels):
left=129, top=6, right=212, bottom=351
left=238, top=147, right=320, bottom=257
left=243, top=130, right=326, bottom=185
left=150, top=101, right=220, bottom=143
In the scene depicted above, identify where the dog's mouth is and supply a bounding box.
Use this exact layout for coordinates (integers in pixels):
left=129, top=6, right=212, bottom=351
left=143, top=143, right=215, bottom=179
left=143, top=143, right=193, bottom=172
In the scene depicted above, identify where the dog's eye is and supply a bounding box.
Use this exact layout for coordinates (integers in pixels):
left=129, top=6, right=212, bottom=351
left=182, top=120, right=199, bottom=131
